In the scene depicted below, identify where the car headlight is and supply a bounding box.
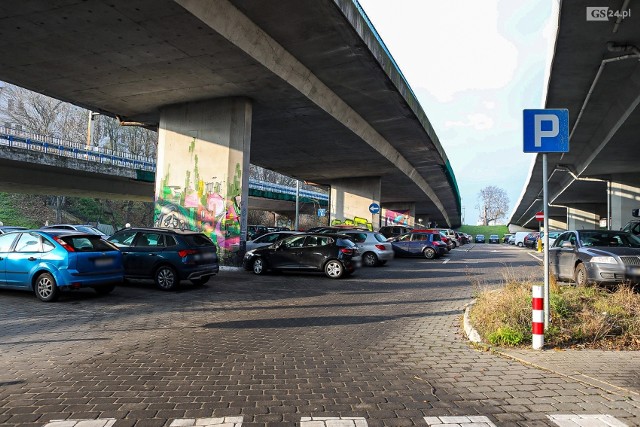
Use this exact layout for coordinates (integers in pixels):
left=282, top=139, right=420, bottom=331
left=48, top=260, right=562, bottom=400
left=244, top=250, right=254, bottom=258
left=590, top=256, right=617, bottom=264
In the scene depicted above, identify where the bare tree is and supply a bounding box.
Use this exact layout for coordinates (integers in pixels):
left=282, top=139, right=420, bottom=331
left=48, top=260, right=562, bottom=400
left=477, top=186, right=509, bottom=225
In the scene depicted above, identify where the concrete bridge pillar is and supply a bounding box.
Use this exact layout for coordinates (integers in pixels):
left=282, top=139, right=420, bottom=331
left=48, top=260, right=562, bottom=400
left=609, top=181, right=640, bottom=230
left=567, top=207, right=599, bottom=230
left=329, top=177, right=381, bottom=231
left=156, top=98, right=251, bottom=266
left=381, top=203, right=416, bottom=228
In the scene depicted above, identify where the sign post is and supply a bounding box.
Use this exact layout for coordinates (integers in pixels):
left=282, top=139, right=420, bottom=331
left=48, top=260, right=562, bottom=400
left=523, top=109, right=569, bottom=331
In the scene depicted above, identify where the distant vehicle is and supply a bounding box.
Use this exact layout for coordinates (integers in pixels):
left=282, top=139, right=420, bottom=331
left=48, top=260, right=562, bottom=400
left=488, top=234, right=500, bottom=244
left=475, top=234, right=485, bottom=243
left=513, top=231, right=531, bottom=247
left=502, top=234, right=513, bottom=243
left=523, top=232, right=540, bottom=248
left=550, top=230, right=640, bottom=286
left=507, top=235, right=516, bottom=244
left=412, top=229, right=452, bottom=251
left=439, top=229, right=460, bottom=248
left=246, top=231, right=301, bottom=251
left=378, top=225, right=413, bottom=239
left=41, top=224, right=109, bottom=238
left=0, top=230, right=123, bottom=302
left=389, top=231, right=447, bottom=259
left=338, top=230, right=394, bottom=267
left=243, top=233, right=358, bottom=279
left=108, top=227, right=219, bottom=290
left=247, top=225, right=269, bottom=240
left=0, top=226, right=28, bottom=235
left=540, top=231, right=562, bottom=247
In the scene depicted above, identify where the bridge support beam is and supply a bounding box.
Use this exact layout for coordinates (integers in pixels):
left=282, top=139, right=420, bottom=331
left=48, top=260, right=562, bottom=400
left=156, top=98, right=252, bottom=266
left=329, top=177, right=381, bottom=231
left=381, top=203, right=416, bottom=228
left=567, top=207, right=600, bottom=230
left=609, top=181, right=640, bottom=230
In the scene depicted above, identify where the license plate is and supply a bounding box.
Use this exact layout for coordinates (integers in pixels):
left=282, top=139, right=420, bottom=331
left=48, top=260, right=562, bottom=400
left=94, top=258, right=114, bottom=267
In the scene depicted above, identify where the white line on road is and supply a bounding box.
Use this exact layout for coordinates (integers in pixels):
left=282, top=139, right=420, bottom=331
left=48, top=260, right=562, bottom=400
left=301, top=416, right=367, bottom=427
left=442, top=259, right=450, bottom=264
left=424, top=415, right=497, bottom=426
left=528, top=252, right=543, bottom=262
left=170, top=417, right=243, bottom=427
left=548, top=414, right=628, bottom=427
left=44, top=420, right=116, bottom=427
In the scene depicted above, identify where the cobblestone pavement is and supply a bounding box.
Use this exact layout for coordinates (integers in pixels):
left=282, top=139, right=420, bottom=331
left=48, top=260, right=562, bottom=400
left=0, top=244, right=638, bottom=427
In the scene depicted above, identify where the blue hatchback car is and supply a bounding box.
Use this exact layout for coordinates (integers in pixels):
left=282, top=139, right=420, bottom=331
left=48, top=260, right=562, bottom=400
left=0, top=230, right=123, bottom=302
left=390, top=231, right=447, bottom=259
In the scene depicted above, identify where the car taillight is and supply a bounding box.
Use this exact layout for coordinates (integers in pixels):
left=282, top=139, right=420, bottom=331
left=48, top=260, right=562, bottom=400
left=375, top=244, right=386, bottom=250
left=53, top=236, right=75, bottom=252
left=340, top=248, right=354, bottom=255
left=178, top=249, right=198, bottom=258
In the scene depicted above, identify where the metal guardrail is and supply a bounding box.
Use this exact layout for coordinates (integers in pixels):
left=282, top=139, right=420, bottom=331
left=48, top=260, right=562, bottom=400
left=0, top=127, right=329, bottom=201
left=0, top=126, right=156, bottom=171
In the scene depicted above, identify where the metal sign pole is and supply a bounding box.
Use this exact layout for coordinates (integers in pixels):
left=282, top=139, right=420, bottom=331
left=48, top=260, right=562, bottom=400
left=542, top=153, right=550, bottom=329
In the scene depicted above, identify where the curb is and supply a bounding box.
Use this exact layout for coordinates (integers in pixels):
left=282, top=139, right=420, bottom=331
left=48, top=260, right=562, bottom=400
left=463, top=302, right=482, bottom=343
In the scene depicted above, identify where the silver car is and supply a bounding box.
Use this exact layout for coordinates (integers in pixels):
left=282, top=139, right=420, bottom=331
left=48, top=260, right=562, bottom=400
left=339, top=230, right=394, bottom=267
left=245, top=231, right=301, bottom=251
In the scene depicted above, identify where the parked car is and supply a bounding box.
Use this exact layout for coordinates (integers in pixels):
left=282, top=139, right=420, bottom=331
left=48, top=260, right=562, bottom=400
left=439, top=229, right=460, bottom=248
left=108, top=227, right=219, bottom=290
left=523, top=232, right=540, bottom=248
left=338, top=230, right=394, bottom=267
left=0, top=230, right=123, bottom=302
left=243, top=233, right=358, bottom=279
left=378, top=225, right=413, bottom=239
left=550, top=229, right=640, bottom=286
left=488, top=234, right=500, bottom=244
left=475, top=234, right=485, bottom=243
left=41, top=224, right=109, bottom=238
left=412, top=229, right=452, bottom=252
left=502, top=234, right=513, bottom=243
left=247, top=225, right=269, bottom=240
left=513, top=231, right=531, bottom=247
left=0, top=226, right=27, bottom=235
left=507, top=235, right=516, bottom=244
left=313, top=225, right=369, bottom=234
left=390, top=231, right=447, bottom=259
left=246, top=231, right=301, bottom=251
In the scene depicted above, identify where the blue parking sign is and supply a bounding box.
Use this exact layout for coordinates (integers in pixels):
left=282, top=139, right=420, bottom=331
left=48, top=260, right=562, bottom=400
left=523, top=109, right=569, bottom=153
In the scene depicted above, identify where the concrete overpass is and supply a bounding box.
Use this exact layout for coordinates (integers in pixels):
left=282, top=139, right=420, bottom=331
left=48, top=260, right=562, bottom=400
left=0, top=0, right=461, bottom=259
left=509, top=1, right=640, bottom=232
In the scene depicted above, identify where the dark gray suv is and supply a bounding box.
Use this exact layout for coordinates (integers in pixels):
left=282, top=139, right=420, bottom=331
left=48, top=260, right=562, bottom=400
left=108, top=227, right=219, bottom=290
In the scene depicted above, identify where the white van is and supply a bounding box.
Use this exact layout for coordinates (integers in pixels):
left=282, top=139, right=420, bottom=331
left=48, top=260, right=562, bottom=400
left=513, top=231, right=531, bottom=247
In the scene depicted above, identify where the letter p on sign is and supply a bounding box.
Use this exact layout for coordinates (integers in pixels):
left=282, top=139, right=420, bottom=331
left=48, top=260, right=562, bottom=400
left=523, top=109, right=569, bottom=153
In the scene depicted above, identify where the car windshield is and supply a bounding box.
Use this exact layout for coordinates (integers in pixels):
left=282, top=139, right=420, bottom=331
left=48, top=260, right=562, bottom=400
left=579, top=231, right=640, bottom=248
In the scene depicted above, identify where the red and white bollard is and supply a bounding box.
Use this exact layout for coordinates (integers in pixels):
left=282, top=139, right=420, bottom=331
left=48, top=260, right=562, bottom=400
left=532, top=285, right=544, bottom=349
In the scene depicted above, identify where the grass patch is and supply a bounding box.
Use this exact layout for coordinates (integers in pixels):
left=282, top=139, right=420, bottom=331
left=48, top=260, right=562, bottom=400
left=469, top=276, right=640, bottom=349
left=458, top=225, right=510, bottom=237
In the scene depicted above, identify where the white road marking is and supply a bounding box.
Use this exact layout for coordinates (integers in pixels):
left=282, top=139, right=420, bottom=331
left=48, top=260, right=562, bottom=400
left=424, top=415, right=497, bottom=426
left=528, top=252, right=543, bottom=262
left=300, top=416, right=367, bottom=427
left=44, top=420, right=116, bottom=427
left=548, top=414, right=628, bottom=427
left=442, top=258, right=450, bottom=264
left=169, top=416, right=243, bottom=427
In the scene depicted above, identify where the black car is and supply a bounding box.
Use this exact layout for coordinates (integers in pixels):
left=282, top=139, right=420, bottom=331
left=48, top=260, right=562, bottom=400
left=475, top=234, right=485, bottom=243
left=523, top=232, right=540, bottom=248
left=243, top=233, right=358, bottom=279
left=108, top=227, right=219, bottom=290
left=550, top=230, right=640, bottom=286
left=378, top=225, right=413, bottom=239
left=488, top=234, right=500, bottom=244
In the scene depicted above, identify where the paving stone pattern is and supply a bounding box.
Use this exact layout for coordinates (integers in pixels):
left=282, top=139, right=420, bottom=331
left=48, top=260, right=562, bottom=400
left=0, top=245, right=638, bottom=427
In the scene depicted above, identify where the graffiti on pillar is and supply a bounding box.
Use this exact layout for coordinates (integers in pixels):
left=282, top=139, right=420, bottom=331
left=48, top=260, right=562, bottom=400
left=384, top=209, right=411, bottom=226
left=331, top=216, right=373, bottom=231
left=154, top=137, right=242, bottom=261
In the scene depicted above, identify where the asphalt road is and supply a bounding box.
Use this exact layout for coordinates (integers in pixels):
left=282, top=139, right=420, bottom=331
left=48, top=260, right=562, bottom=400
left=0, top=243, right=638, bottom=427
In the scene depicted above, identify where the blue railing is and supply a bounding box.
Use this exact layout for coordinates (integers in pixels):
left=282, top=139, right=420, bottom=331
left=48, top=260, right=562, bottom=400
left=0, top=126, right=328, bottom=201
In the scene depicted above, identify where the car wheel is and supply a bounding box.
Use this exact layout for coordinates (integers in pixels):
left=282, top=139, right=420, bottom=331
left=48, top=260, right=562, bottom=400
left=574, top=263, right=588, bottom=287
left=190, top=277, right=209, bottom=286
left=362, top=252, right=378, bottom=267
left=423, top=247, right=436, bottom=259
left=34, top=272, right=59, bottom=302
left=324, top=260, right=344, bottom=279
left=252, top=258, right=267, bottom=275
left=94, top=284, right=115, bottom=295
left=517, top=242, right=524, bottom=247
left=155, top=265, right=178, bottom=291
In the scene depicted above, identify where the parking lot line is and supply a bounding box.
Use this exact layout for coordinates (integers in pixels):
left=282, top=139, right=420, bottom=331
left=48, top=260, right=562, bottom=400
left=547, top=414, right=628, bottom=427
left=169, top=416, right=244, bottom=427
left=424, top=415, right=497, bottom=426
left=300, top=416, right=368, bottom=427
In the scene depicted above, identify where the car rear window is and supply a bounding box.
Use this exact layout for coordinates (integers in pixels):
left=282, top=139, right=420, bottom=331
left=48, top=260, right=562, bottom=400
left=59, top=235, right=118, bottom=251
left=374, top=233, right=387, bottom=243
left=182, top=234, right=215, bottom=247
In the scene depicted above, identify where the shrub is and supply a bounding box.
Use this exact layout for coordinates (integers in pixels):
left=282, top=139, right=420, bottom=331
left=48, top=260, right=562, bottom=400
left=488, top=327, right=525, bottom=346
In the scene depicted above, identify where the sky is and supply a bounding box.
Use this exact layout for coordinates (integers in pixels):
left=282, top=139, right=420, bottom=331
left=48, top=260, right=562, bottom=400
left=357, top=0, right=557, bottom=225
